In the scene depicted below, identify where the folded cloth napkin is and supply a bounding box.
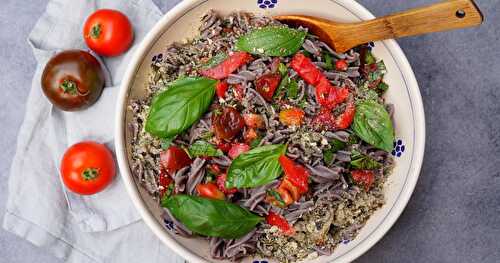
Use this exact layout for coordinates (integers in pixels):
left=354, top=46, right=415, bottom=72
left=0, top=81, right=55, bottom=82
left=3, top=0, right=185, bottom=262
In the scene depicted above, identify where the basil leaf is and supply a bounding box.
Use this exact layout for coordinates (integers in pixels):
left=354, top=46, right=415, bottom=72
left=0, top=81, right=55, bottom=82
left=287, top=79, right=299, bottom=99
left=162, top=195, right=263, bottom=239
left=145, top=77, right=216, bottom=138
left=365, top=50, right=376, bottom=64
left=323, top=149, right=334, bottom=165
left=347, top=133, right=360, bottom=145
left=278, top=63, right=288, bottom=77
left=188, top=140, right=223, bottom=158
left=352, top=100, right=394, bottom=152
left=250, top=137, right=263, bottom=149
left=324, top=52, right=333, bottom=70
left=274, top=75, right=289, bottom=100
left=368, top=61, right=387, bottom=83
left=377, top=81, right=389, bottom=93
left=331, top=138, right=347, bottom=152
left=160, top=137, right=175, bottom=150
left=202, top=53, right=227, bottom=69
left=357, top=81, right=379, bottom=101
left=226, top=144, right=286, bottom=188
left=236, top=26, right=307, bottom=57
left=350, top=150, right=382, bottom=169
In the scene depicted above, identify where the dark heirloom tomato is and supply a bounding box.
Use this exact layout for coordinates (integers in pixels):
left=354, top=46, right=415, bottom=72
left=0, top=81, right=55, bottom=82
left=212, top=107, right=245, bottom=141
left=160, top=146, right=192, bottom=174
left=41, top=50, right=105, bottom=111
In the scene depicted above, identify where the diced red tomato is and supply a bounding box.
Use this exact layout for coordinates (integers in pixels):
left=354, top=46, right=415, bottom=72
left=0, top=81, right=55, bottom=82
left=158, top=169, right=173, bottom=198
left=160, top=146, right=192, bottom=174
left=351, top=170, right=375, bottom=191
left=278, top=155, right=309, bottom=194
left=207, top=164, right=222, bottom=175
left=312, top=108, right=336, bottom=131
left=266, top=212, right=295, bottom=236
left=200, top=51, right=253, bottom=79
left=243, top=113, right=264, bottom=129
left=196, top=182, right=225, bottom=200
left=215, top=80, right=229, bottom=98
left=255, top=73, right=281, bottom=101
left=212, top=107, right=245, bottom=141
left=243, top=128, right=258, bottom=144
left=216, top=173, right=238, bottom=194
left=216, top=140, right=232, bottom=153
left=233, top=84, right=245, bottom=101
left=335, top=101, right=356, bottom=129
left=335, top=59, right=348, bottom=71
left=228, top=143, right=250, bottom=159
left=290, top=53, right=349, bottom=109
left=279, top=107, right=305, bottom=126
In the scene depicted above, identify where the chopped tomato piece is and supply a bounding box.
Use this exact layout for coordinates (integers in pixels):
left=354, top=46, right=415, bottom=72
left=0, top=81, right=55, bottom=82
left=290, top=53, right=349, bottom=109
left=335, top=101, right=356, bottom=129
left=207, top=164, right=222, bottom=175
left=279, top=107, right=305, bottom=126
left=215, top=80, right=229, bottom=98
left=200, top=51, right=253, bottom=79
left=335, top=59, right=348, bottom=71
left=255, top=73, right=281, bottom=101
left=216, top=173, right=238, bottom=194
left=196, top=182, right=225, bottom=200
left=212, top=107, right=245, bottom=141
left=243, top=113, right=264, bottom=129
left=351, top=170, right=375, bottom=191
left=243, top=128, right=258, bottom=144
left=158, top=169, right=173, bottom=198
left=312, top=108, right=336, bottom=131
left=233, top=84, right=245, bottom=101
left=279, top=178, right=302, bottom=201
left=278, top=155, right=309, bottom=193
left=266, top=212, right=295, bottom=236
left=216, top=140, right=232, bottom=153
left=228, top=143, right=250, bottom=159
left=160, top=146, right=192, bottom=175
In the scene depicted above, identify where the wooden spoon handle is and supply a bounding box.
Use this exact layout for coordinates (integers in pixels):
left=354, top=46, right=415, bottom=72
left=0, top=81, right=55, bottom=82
left=339, top=0, right=483, bottom=50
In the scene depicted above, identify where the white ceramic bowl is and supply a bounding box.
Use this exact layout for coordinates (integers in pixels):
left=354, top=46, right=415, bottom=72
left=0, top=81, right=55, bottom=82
left=115, top=0, right=426, bottom=262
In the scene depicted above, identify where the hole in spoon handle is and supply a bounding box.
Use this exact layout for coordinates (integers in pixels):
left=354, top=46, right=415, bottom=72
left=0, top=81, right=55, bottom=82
left=456, top=9, right=466, bottom=18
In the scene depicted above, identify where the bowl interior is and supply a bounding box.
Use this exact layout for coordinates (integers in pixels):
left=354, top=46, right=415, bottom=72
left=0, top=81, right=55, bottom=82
left=118, top=0, right=425, bottom=262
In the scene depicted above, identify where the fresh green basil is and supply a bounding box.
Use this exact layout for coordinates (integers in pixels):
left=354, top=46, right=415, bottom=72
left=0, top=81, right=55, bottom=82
left=368, top=61, right=387, bottom=83
left=236, top=26, right=307, bottom=57
left=188, top=140, right=223, bottom=158
left=202, top=53, right=227, bottom=69
left=377, top=81, right=389, bottom=93
left=278, top=62, right=288, bottom=77
left=250, top=137, right=263, bottom=149
left=287, top=79, right=299, bottom=99
left=226, top=144, right=286, bottom=189
left=350, top=150, right=382, bottom=170
left=352, top=100, right=394, bottom=152
left=365, top=50, right=376, bottom=64
left=324, top=52, right=333, bottom=70
left=160, top=137, right=175, bottom=150
left=323, top=149, right=334, bottom=165
left=145, top=77, right=216, bottom=138
left=162, top=195, right=263, bottom=239
left=331, top=138, right=347, bottom=152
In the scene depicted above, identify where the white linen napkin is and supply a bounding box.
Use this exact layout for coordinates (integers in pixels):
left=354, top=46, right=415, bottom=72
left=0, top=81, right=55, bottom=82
left=2, top=0, right=185, bottom=262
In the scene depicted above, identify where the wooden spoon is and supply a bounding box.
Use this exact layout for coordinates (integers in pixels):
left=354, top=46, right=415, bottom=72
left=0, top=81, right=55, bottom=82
left=274, top=0, right=483, bottom=53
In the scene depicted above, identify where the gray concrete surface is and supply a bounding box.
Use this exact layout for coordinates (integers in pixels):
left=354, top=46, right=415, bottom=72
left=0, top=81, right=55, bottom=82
left=1, top=0, right=499, bottom=262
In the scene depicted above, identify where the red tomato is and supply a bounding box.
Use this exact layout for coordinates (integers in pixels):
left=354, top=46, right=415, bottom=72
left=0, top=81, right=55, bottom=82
left=335, top=59, right=349, bottom=71
left=196, top=183, right=225, bottom=200
left=158, top=169, right=173, bottom=198
left=212, top=107, right=245, bottom=141
left=312, top=108, right=336, bottom=131
left=233, top=84, right=245, bottom=101
left=216, top=140, right=232, bottom=153
left=335, top=101, right=356, bottom=129
left=160, top=146, right=192, bottom=174
left=228, top=143, right=250, bottom=159
left=216, top=173, right=238, bottom=194
left=279, top=107, right=305, bottom=126
left=351, top=170, right=375, bottom=191
left=215, top=80, right=229, bottom=98
left=243, top=113, right=264, bottom=129
left=290, top=53, right=349, bottom=109
left=200, top=51, right=253, bottom=79
left=278, top=155, right=309, bottom=193
left=243, top=128, right=258, bottom=144
left=60, top=141, right=115, bottom=195
left=83, top=9, right=133, bottom=57
left=255, top=73, right=281, bottom=101
left=207, top=164, right=222, bottom=175
left=266, top=212, right=295, bottom=236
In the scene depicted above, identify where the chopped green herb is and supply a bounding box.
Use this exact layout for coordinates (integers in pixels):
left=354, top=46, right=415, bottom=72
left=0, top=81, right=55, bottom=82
left=278, top=63, right=288, bottom=77
left=287, top=79, right=299, bottom=99
left=274, top=75, right=289, bottom=100
left=250, top=137, right=262, bottom=149
left=331, top=138, right=347, bottom=152
left=324, top=52, right=333, bottom=70
left=365, top=50, right=376, bottom=65
left=302, top=50, right=312, bottom=57
left=347, top=133, right=360, bottom=145
left=323, top=149, right=334, bottom=165
left=350, top=150, right=382, bottom=170
left=267, top=189, right=286, bottom=207
left=377, top=81, right=389, bottom=93
left=164, top=183, right=175, bottom=198
left=188, top=140, right=223, bottom=158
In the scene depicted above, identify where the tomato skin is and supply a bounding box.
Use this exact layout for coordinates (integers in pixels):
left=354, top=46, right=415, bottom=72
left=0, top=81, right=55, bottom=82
left=228, top=143, right=250, bottom=159
left=312, top=108, right=336, bottom=131
left=351, top=170, right=375, bottom=191
left=278, top=155, right=309, bottom=194
left=200, top=51, right=253, bottom=79
left=216, top=173, right=238, bottom=194
left=212, top=107, right=245, bottom=141
left=41, top=50, right=105, bottom=111
left=196, top=183, right=225, bottom=200
left=279, top=107, right=305, bottom=126
left=60, top=141, right=115, bottom=195
left=243, top=114, right=264, bottom=129
left=83, top=9, right=133, bottom=57
left=335, top=101, right=356, bottom=129
left=243, top=128, right=258, bottom=144
left=255, top=73, right=281, bottom=101
left=160, top=146, right=192, bottom=174
left=216, top=140, right=232, bottom=153
left=290, top=53, right=321, bottom=84
left=266, top=212, right=295, bottom=236
left=335, top=59, right=349, bottom=71
left=215, top=81, right=229, bottom=98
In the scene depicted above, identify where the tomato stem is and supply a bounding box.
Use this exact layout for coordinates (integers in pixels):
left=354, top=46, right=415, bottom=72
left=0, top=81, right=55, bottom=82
left=60, top=79, right=78, bottom=95
left=82, top=168, right=99, bottom=181
left=90, top=23, right=102, bottom=39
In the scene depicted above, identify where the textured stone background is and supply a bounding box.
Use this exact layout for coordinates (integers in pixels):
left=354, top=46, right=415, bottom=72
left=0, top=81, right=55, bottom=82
left=1, top=0, right=499, bottom=262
